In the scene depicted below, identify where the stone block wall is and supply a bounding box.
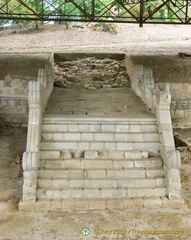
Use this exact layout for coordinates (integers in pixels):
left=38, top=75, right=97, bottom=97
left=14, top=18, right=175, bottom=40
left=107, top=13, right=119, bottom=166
left=169, top=83, right=191, bottom=128
left=0, top=54, right=53, bottom=126
left=0, top=76, right=32, bottom=126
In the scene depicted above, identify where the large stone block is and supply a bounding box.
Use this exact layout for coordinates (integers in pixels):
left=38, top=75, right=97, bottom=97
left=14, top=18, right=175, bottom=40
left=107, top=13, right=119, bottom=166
left=135, top=179, right=156, bottom=188
left=50, top=201, right=62, bottom=211
left=160, top=131, right=175, bottom=147
left=78, top=124, right=90, bottom=132
left=118, top=179, right=135, bottom=187
left=42, top=133, right=53, bottom=141
left=108, top=150, right=125, bottom=159
left=34, top=201, right=51, bottom=212
left=81, top=133, right=94, bottom=141
left=174, top=110, right=184, bottom=118
left=101, top=124, right=115, bottom=132
left=143, top=197, right=163, bottom=208
left=11, top=79, right=22, bottom=87
left=107, top=199, right=124, bottom=209
left=104, top=142, right=116, bottom=150
left=183, top=83, right=191, bottom=91
left=87, top=169, right=106, bottom=178
left=84, top=150, right=98, bottom=159
left=125, top=150, right=142, bottom=159
left=84, top=189, right=101, bottom=198
left=128, top=188, right=153, bottom=197
left=61, top=189, right=82, bottom=198
left=78, top=142, right=90, bottom=150
left=64, top=159, right=81, bottom=168
left=81, top=159, right=112, bottom=169
left=90, top=142, right=104, bottom=150
left=19, top=201, right=35, bottom=211
left=89, top=199, right=106, bottom=210
left=64, top=132, right=81, bottom=141
left=117, top=142, right=133, bottom=150
left=113, top=160, right=134, bottom=168
left=146, top=168, right=164, bottom=178
left=53, top=133, right=63, bottom=141
left=40, top=150, right=60, bottom=159
left=94, top=133, right=114, bottom=141
left=68, top=124, right=78, bottom=132
left=162, top=197, right=184, bottom=208
left=89, top=124, right=101, bottom=132
left=134, top=142, right=146, bottom=150
left=0, top=80, right=4, bottom=88
left=4, top=75, right=12, bottom=87
left=130, top=124, right=141, bottom=132
left=116, top=124, right=130, bottom=132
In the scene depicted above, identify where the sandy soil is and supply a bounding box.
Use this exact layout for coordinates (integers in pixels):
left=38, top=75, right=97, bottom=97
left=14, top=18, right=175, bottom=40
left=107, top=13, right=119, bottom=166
left=0, top=23, right=191, bottom=55
left=0, top=54, right=49, bottom=79
left=1, top=24, right=191, bottom=84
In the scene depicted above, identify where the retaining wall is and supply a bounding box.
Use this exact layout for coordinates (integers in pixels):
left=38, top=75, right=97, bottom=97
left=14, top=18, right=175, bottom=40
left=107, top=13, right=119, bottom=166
left=0, top=54, right=52, bottom=126
left=169, top=83, right=191, bottom=128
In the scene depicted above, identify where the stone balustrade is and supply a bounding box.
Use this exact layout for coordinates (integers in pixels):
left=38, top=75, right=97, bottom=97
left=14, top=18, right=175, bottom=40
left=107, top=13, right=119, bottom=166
left=125, top=55, right=182, bottom=201
left=22, top=54, right=54, bottom=202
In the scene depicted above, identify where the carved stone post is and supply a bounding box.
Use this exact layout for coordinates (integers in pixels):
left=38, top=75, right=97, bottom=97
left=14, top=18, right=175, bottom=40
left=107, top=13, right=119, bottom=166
left=155, top=84, right=182, bottom=200
left=22, top=81, right=42, bottom=202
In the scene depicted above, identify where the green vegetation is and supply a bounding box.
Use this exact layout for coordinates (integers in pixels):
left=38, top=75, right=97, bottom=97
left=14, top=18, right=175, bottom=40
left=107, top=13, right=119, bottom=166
left=0, top=0, right=181, bottom=31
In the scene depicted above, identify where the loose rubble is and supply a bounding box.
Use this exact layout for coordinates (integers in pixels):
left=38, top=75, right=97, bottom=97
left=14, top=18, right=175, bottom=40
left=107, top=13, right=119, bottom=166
left=54, top=57, right=130, bottom=89
left=174, top=130, right=191, bottom=164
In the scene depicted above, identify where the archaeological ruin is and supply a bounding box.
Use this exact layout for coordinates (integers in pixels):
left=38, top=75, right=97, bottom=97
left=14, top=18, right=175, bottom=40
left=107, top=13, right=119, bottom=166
left=0, top=52, right=188, bottom=211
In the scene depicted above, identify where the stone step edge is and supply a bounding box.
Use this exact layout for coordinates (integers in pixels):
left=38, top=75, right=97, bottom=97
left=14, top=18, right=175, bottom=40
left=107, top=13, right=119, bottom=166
left=40, top=156, right=162, bottom=161
left=19, top=197, right=185, bottom=212
left=39, top=150, right=161, bottom=159
left=43, top=115, right=157, bottom=123
left=42, top=131, right=159, bottom=134
left=38, top=176, right=165, bottom=180
left=37, top=186, right=166, bottom=191
left=38, top=166, right=164, bottom=171
left=40, top=140, right=160, bottom=144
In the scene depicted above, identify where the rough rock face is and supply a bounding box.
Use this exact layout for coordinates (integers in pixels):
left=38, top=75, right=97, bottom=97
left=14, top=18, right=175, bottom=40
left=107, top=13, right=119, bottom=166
left=54, top=57, right=130, bottom=89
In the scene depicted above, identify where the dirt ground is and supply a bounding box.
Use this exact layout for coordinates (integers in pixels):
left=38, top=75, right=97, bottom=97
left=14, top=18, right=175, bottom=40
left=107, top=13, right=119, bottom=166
left=1, top=23, right=191, bottom=55
left=1, top=24, right=191, bottom=83
left=1, top=23, right=191, bottom=240
left=0, top=54, right=49, bottom=79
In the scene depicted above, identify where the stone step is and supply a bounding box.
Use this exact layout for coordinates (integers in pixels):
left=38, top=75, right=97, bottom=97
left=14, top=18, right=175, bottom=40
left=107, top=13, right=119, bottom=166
left=38, top=167, right=164, bottom=179
left=42, top=132, right=159, bottom=142
left=40, top=157, right=163, bottom=169
left=39, top=150, right=150, bottom=160
left=42, top=116, right=158, bottom=133
left=40, top=141, right=160, bottom=151
left=42, top=123, right=158, bottom=134
left=37, top=187, right=167, bottom=199
left=19, top=197, right=185, bottom=211
left=38, top=177, right=165, bottom=189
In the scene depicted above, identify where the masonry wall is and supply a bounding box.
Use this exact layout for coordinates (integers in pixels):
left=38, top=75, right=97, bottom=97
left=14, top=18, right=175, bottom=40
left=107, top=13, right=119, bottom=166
left=0, top=54, right=52, bottom=126
left=0, top=75, right=32, bottom=126
left=169, top=83, right=191, bottom=128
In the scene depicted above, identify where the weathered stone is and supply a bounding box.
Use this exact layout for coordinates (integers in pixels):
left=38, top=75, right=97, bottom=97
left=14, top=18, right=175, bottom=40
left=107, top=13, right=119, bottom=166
left=4, top=75, right=12, bottom=87
left=54, top=57, right=130, bottom=89
left=60, top=150, right=72, bottom=159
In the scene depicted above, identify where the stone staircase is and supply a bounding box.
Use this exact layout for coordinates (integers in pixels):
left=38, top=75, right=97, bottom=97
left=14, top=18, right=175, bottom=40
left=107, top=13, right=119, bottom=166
left=34, top=115, right=169, bottom=210
left=19, top=58, right=184, bottom=211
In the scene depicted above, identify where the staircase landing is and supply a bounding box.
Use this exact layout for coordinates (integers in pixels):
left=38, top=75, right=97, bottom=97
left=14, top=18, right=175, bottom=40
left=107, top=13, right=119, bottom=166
left=45, top=87, right=154, bottom=118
